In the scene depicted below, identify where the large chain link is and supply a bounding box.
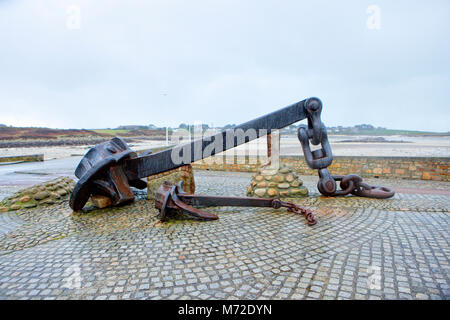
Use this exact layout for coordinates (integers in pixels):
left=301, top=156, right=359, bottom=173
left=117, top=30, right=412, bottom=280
left=298, top=98, right=395, bottom=199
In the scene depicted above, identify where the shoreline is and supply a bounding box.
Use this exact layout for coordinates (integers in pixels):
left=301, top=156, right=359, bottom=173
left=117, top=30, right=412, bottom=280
left=0, top=135, right=449, bottom=160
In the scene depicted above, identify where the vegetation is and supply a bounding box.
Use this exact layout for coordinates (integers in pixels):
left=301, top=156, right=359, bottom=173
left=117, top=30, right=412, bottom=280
left=324, top=124, right=449, bottom=136
left=0, top=126, right=101, bottom=140
left=92, top=129, right=131, bottom=135
left=279, top=124, right=449, bottom=136
left=1, top=123, right=447, bottom=141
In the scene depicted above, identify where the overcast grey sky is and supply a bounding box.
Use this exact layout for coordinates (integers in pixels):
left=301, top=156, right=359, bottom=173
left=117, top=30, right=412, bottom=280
left=0, top=0, right=449, bottom=131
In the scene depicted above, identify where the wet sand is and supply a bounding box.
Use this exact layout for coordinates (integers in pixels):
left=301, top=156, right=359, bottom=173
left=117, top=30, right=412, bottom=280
left=215, top=135, right=450, bottom=158
left=0, top=135, right=449, bottom=160
left=0, top=141, right=169, bottom=161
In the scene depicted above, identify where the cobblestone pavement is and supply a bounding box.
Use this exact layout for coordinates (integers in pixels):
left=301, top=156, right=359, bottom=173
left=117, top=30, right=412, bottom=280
left=0, top=171, right=448, bottom=300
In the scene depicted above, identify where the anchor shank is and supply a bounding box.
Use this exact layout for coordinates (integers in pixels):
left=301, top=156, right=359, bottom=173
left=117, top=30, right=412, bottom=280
left=124, top=99, right=307, bottom=180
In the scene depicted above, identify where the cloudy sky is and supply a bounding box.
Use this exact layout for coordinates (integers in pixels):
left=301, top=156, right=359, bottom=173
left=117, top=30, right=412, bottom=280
left=0, top=0, right=449, bottom=131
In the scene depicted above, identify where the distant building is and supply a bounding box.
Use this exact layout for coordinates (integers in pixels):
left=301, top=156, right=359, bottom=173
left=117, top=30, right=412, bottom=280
left=355, top=124, right=375, bottom=130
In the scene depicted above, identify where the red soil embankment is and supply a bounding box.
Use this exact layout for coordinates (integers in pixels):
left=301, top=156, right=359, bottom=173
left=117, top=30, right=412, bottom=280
left=0, top=127, right=103, bottom=140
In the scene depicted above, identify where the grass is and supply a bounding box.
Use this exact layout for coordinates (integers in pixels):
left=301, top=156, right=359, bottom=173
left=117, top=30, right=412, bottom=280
left=332, top=128, right=449, bottom=136
left=92, top=129, right=132, bottom=135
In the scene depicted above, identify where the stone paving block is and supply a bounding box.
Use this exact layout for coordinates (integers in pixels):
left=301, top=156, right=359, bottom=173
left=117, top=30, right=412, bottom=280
left=0, top=171, right=448, bottom=300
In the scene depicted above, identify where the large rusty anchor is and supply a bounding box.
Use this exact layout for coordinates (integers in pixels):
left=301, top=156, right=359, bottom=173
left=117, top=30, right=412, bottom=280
left=155, top=181, right=317, bottom=226
left=70, top=98, right=315, bottom=211
left=69, top=97, right=394, bottom=214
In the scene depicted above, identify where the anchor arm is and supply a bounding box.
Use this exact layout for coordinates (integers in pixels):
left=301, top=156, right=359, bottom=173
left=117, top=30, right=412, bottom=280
left=155, top=181, right=317, bottom=225
left=179, top=195, right=276, bottom=208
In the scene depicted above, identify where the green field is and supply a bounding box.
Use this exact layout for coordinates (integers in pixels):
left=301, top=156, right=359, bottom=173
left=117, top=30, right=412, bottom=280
left=93, top=127, right=449, bottom=137
left=332, top=128, right=449, bottom=136
left=92, top=129, right=132, bottom=135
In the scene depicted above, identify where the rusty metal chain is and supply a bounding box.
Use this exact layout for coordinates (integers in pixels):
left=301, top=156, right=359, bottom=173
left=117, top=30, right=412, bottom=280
left=271, top=199, right=317, bottom=225
left=289, top=205, right=317, bottom=226
left=298, top=98, right=395, bottom=199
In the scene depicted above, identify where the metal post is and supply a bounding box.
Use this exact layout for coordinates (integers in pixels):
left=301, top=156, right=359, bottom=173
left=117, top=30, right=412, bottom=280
left=165, top=127, right=169, bottom=146
left=267, top=133, right=272, bottom=165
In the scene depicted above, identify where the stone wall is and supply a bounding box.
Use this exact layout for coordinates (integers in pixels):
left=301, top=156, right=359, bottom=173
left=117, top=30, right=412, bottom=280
left=147, top=165, right=195, bottom=200
left=0, top=154, right=44, bottom=163
left=192, top=155, right=267, bottom=173
left=192, top=155, right=450, bottom=181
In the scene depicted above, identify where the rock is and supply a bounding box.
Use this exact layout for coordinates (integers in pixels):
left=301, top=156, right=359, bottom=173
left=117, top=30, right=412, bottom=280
left=254, top=188, right=267, bottom=197
left=40, top=199, right=55, bottom=205
left=279, top=167, right=290, bottom=174
left=267, top=188, right=278, bottom=197
left=422, top=172, right=431, bottom=180
left=29, top=188, right=38, bottom=194
left=33, top=191, right=50, bottom=200
left=260, top=169, right=275, bottom=176
left=23, top=202, right=37, bottom=208
left=256, top=181, right=267, bottom=188
left=56, top=189, right=67, bottom=196
left=90, top=195, right=112, bottom=209
left=279, top=190, right=289, bottom=197
left=290, top=188, right=308, bottom=196
left=0, top=206, right=8, bottom=212
left=290, top=180, right=302, bottom=187
left=273, top=175, right=284, bottom=183
left=247, top=165, right=308, bottom=198
left=20, top=195, right=31, bottom=203
left=50, top=192, right=60, bottom=199
left=10, top=204, right=21, bottom=210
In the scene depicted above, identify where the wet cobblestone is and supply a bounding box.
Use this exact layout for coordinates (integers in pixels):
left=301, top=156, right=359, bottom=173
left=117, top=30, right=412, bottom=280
left=0, top=171, right=448, bottom=300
